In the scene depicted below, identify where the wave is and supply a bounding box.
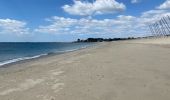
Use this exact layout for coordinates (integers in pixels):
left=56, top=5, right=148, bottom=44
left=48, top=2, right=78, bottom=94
left=0, top=45, right=90, bottom=67
left=0, top=54, right=48, bottom=67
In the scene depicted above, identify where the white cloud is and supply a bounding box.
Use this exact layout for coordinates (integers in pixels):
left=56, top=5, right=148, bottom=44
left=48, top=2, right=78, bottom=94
left=35, top=17, right=78, bottom=34
left=62, top=0, right=126, bottom=16
left=157, top=0, right=170, bottom=9
left=1, top=0, right=170, bottom=42
left=140, top=10, right=170, bottom=24
left=0, top=19, right=30, bottom=35
left=21, top=0, right=170, bottom=39
left=35, top=15, right=147, bottom=37
left=131, top=0, right=140, bottom=4
left=35, top=8, right=170, bottom=38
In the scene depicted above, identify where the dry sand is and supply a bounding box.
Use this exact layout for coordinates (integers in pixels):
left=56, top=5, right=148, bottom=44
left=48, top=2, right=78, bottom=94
left=0, top=38, right=170, bottom=100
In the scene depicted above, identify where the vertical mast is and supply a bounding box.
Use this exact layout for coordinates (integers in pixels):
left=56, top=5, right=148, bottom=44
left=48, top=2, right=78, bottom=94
left=159, top=20, right=166, bottom=36
left=153, top=23, right=160, bottom=37
left=149, top=25, right=155, bottom=36
left=162, top=17, right=170, bottom=36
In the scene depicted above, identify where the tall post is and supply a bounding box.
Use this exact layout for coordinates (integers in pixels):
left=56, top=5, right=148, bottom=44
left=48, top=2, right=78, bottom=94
left=163, top=16, right=170, bottom=36
left=156, top=22, right=163, bottom=36
left=155, top=22, right=162, bottom=37
left=162, top=17, right=170, bottom=36
left=167, top=15, right=170, bottom=22
left=159, top=20, right=167, bottom=36
left=153, top=23, right=159, bottom=37
left=151, top=25, right=157, bottom=37
left=149, top=25, right=155, bottom=37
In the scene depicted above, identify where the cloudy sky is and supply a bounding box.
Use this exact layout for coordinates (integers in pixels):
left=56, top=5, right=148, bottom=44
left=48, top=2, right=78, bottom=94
left=0, top=0, right=170, bottom=42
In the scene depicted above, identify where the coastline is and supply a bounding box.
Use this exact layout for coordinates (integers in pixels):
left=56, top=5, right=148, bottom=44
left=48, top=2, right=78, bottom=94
left=0, top=42, right=102, bottom=74
left=0, top=39, right=170, bottom=100
left=0, top=43, right=96, bottom=68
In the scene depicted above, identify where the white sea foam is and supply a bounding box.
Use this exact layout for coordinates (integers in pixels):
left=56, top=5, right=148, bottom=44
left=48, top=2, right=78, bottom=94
left=0, top=44, right=93, bottom=67
left=0, top=54, right=48, bottom=67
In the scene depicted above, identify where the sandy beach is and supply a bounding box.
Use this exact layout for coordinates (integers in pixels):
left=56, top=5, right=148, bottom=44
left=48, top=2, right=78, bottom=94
left=0, top=38, right=170, bottom=100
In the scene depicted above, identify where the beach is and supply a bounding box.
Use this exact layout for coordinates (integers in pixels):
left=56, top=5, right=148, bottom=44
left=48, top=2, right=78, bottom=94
left=0, top=38, right=170, bottom=100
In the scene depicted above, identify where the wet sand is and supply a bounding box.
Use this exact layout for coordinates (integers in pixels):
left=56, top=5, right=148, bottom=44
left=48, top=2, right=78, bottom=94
left=0, top=38, right=170, bottom=100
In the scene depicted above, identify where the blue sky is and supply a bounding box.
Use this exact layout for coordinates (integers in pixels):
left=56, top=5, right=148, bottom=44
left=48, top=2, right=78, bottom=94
left=0, top=0, right=169, bottom=42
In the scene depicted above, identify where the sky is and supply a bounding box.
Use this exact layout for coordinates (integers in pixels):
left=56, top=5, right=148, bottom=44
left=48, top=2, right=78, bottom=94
left=0, top=0, right=170, bottom=42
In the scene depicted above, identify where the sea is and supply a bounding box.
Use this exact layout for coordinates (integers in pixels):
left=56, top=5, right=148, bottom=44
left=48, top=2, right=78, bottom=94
left=0, top=42, right=94, bottom=67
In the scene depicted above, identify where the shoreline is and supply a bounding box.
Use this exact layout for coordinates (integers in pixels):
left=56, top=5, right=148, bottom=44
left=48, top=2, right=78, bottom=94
left=0, top=43, right=97, bottom=68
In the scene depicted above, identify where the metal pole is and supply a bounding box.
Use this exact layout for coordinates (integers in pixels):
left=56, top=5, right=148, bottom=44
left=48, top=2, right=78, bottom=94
left=153, top=23, right=159, bottom=37
left=159, top=20, right=167, bottom=36
left=163, top=16, right=170, bottom=36
left=162, top=17, right=170, bottom=36
left=155, top=23, right=162, bottom=37
left=151, top=25, right=157, bottom=37
left=167, top=15, right=170, bottom=22
left=149, top=25, right=155, bottom=37
left=156, top=22, right=163, bottom=36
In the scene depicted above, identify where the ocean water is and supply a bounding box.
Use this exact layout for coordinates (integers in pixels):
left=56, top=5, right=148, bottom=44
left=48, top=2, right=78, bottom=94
left=0, top=42, right=93, bottom=66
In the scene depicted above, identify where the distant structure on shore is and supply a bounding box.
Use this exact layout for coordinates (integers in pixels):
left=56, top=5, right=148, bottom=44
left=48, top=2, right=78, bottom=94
left=149, top=15, right=170, bottom=37
left=75, top=37, right=136, bottom=42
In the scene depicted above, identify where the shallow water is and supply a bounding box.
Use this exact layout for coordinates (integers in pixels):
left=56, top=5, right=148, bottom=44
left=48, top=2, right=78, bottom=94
left=0, top=42, right=93, bottom=66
